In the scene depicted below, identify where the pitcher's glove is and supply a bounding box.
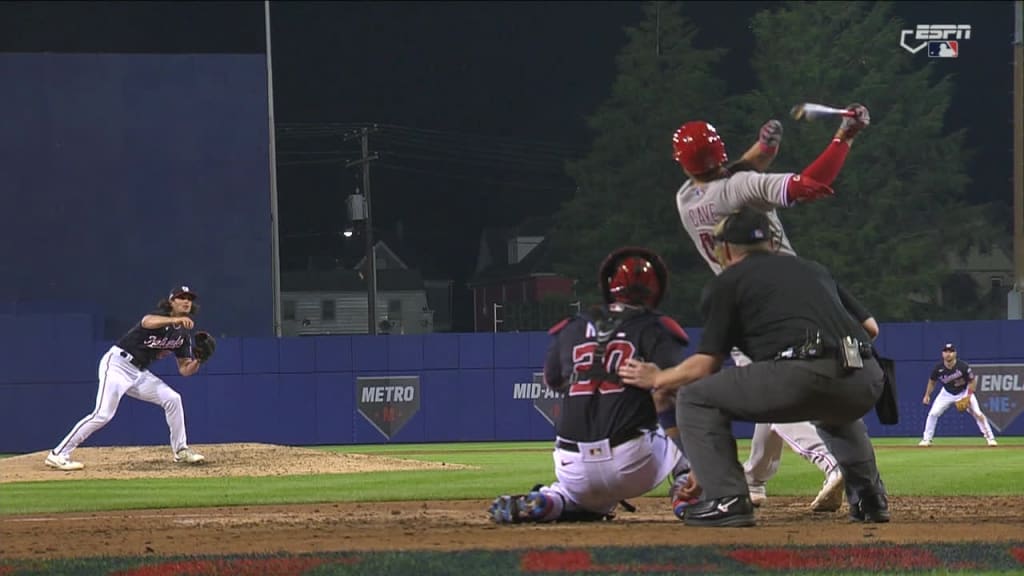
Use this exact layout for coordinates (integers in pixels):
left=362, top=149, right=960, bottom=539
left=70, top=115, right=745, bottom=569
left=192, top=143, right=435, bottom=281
left=955, top=395, right=971, bottom=412
left=193, top=331, right=217, bottom=363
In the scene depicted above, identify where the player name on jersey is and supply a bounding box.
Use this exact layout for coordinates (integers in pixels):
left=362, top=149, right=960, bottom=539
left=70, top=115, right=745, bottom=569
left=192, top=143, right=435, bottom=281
left=356, top=376, right=421, bottom=440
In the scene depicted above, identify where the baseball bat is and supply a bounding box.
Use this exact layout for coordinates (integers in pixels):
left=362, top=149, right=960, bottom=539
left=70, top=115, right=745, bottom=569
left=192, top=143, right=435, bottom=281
left=790, top=102, right=856, bottom=121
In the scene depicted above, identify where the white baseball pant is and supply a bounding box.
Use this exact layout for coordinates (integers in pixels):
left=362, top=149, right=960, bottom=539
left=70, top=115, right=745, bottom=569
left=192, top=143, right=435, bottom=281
left=922, top=388, right=995, bottom=442
left=52, top=346, right=190, bottom=458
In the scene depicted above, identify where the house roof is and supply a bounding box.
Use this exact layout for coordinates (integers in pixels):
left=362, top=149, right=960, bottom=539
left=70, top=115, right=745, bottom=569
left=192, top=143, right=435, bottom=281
left=337, top=228, right=415, bottom=270
left=474, top=214, right=555, bottom=274
left=467, top=235, right=562, bottom=286
left=282, top=268, right=426, bottom=292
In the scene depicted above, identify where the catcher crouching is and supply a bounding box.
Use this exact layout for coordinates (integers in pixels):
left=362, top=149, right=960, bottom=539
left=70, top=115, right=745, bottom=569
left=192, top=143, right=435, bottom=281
left=489, top=247, right=693, bottom=524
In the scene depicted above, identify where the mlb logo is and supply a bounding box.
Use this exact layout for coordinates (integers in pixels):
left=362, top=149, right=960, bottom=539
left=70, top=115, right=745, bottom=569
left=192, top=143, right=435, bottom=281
left=928, top=41, right=959, bottom=58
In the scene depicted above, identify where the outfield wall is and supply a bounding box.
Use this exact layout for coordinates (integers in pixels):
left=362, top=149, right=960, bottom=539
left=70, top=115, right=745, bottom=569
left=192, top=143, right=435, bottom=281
left=0, top=53, right=273, bottom=340
left=2, top=315, right=1022, bottom=453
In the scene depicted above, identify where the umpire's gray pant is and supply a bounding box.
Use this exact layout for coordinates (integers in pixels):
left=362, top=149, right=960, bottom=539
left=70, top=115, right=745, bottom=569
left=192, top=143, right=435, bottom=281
left=677, top=357, right=885, bottom=503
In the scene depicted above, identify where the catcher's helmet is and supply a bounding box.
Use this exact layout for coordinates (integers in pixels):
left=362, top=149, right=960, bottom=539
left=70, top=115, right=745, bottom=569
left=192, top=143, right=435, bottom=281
left=599, top=247, right=668, bottom=308
left=672, top=121, right=728, bottom=176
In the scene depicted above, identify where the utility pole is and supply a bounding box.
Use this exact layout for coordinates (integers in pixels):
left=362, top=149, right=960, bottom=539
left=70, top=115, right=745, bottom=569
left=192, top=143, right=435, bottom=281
left=345, top=126, right=380, bottom=334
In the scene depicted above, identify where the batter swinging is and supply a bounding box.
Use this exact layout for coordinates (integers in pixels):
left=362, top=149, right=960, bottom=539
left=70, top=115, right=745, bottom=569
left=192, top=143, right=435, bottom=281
left=671, top=107, right=871, bottom=511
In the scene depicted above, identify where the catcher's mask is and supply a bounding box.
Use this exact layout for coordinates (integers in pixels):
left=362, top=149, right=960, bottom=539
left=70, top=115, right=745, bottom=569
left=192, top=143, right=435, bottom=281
left=599, top=247, right=668, bottom=309
left=711, top=207, right=781, bottom=265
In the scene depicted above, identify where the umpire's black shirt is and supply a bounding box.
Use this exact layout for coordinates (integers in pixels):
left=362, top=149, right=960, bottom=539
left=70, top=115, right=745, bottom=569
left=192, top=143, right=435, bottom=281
left=699, top=252, right=870, bottom=361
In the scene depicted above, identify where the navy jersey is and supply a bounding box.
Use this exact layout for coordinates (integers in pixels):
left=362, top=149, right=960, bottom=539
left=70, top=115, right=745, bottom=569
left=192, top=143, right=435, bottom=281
left=116, top=310, right=194, bottom=369
left=931, top=360, right=974, bottom=395
left=544, top=304, right=689, bottom=444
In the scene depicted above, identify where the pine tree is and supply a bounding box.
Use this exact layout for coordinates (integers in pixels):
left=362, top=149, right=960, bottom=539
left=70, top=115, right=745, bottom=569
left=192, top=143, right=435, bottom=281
left=548, top=1, right=731, bottom=323
left=730, top=1, right=997, bottom=320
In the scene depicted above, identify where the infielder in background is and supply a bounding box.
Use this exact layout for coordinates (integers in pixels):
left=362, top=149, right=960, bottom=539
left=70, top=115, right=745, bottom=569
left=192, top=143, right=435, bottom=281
left=45, top=286, right=207, bottom=471
left=671, top=104, right=871, bottom=512
left=919, top=343, right=998, bottom=447
left=489, top=247, right=691, bottom=523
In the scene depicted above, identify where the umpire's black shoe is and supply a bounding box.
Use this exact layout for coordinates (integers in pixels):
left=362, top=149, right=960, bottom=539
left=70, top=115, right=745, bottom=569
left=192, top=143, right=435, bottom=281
left=849, top=493, right=890, bottom=523
left=683, top=495, right=756, bottom=527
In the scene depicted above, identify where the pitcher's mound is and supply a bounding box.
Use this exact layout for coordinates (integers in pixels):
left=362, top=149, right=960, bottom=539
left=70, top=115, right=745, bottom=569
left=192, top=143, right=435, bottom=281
left=1, top=443, right=471, bottom=483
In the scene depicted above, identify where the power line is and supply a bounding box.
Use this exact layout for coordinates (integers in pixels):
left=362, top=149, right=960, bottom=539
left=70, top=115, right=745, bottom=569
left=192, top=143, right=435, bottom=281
left=374, top=162, right=575, bottom=193
left=276, top=121, right=586, bottom=156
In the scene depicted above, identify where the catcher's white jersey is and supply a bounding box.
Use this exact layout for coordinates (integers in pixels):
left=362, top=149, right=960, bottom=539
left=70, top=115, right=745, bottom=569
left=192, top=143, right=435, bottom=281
left=675, top=170, right=798, bottom=275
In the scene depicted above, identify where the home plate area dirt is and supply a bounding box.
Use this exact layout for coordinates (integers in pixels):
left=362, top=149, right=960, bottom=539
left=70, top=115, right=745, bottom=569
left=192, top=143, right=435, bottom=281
left=1, top=496, right=1022, bottom=561
left=1, top=444, right=1022, bottom=573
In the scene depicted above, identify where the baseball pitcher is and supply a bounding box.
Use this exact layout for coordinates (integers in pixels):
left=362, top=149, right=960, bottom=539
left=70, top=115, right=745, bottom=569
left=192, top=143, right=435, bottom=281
left=489, top=247, right=691, bottom=523
left=919, top=343, right=997, bottom=447
left=45, top=285, right=211, bottom=471
left=671, top=106, right=870, bottom=512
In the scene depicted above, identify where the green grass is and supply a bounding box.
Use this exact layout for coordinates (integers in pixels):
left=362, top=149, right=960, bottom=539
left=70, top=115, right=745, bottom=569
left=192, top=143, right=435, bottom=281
left=0, top=437, right=1020, bottom=516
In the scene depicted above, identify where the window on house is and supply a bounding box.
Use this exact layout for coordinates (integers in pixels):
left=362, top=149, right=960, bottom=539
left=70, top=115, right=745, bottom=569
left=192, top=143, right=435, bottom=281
left=991, top=276, right=1003, bottom=289
left=283, top=300, right=296, bottom=321
left=322, top=299, right=336, bottom=321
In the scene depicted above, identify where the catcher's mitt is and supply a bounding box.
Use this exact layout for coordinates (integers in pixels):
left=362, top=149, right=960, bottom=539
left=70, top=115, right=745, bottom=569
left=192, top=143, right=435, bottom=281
left=193, top=331, right=217, bottom=363
left=955, top=396, right=971, bottom=412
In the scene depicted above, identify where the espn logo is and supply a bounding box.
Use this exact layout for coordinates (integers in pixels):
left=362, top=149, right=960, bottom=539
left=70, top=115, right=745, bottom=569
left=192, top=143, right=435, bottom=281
left=900, top=24, right=971, bottom=56
left=928, top=41, right=958, bottom=58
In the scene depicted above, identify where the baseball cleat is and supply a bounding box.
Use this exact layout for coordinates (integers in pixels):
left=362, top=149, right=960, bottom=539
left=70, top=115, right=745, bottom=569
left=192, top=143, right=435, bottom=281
left=672, top=495, right=700, bottom=521
left=174, top=448, right=205, bottom=464
left=918, top=439, right=931, bottom=447
left=489, top=495, right=530, bottom=524
left=683, top=495, right=756, bottom=527
left=987, top=438, right=998, bottom=447
left=45, top=452, right=84, bottom=471
left=848, top=493, right=890, bottom=524
left=810, top=470, right=845, bottom=512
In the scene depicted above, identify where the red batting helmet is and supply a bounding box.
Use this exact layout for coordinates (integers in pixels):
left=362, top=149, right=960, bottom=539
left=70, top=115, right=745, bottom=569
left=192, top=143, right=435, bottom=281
left=672, top=121, right=728, bottom=175
left=599, top=247, right=668, bottom=309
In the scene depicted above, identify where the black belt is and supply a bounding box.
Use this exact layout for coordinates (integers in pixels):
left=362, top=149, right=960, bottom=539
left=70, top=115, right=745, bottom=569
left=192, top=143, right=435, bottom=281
left=556, top=432, right=644, bottom=453
left=118, top=350, right=146, bottom=369
left=774, top=342, right=873, bottom=361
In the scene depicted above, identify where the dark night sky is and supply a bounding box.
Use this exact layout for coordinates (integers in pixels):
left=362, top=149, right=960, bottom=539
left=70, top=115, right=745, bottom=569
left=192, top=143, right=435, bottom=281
left=0, top=1, right=1016, bottom=328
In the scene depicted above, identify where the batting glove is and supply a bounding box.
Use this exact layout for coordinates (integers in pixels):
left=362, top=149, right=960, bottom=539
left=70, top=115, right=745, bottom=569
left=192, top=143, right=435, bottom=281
left=758, top=119, right=783, bottom=153
left=836, top=103, right=870, bottom=141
